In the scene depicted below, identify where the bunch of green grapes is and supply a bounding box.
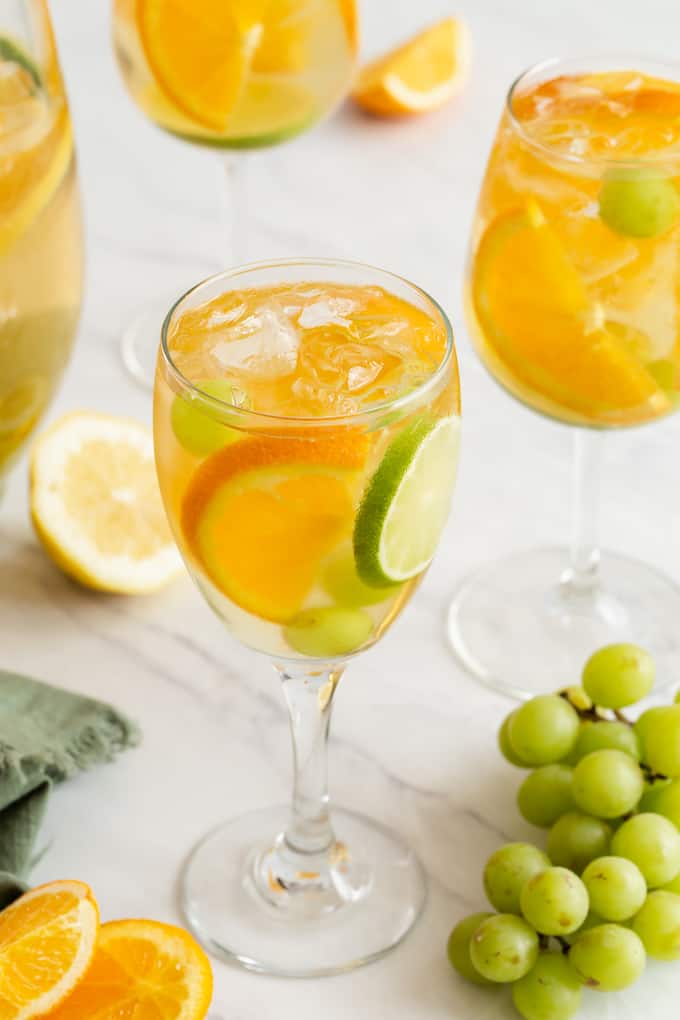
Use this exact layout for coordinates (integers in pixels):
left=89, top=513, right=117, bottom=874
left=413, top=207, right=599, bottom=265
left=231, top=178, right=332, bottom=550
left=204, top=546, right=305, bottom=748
left=447, top=643, right=680, bottom=1020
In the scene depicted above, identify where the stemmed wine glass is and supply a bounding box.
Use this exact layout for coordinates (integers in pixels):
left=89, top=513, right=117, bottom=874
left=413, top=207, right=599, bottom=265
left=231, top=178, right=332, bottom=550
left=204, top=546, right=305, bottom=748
left=449, top=56, right=680, bottom=699
left=153, top=258, right=461, bottom=975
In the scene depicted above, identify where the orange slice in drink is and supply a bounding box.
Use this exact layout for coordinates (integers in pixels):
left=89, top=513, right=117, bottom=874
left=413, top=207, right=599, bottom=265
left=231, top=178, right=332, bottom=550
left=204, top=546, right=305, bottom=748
left=0, top=880, right=99, bottom=1019
left=353, top=17, right=471, bottom=117
left=45, top=919, right=213, bottom=1020
left=182, top=431, right=367, bottom=622
left=472, top=201, right=670, bottom=424
left=137, top=0, right=248, bottom=131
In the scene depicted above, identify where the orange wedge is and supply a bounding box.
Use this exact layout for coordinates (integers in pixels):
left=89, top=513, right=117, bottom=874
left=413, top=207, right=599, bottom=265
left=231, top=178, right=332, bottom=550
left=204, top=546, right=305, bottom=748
left=353, top=17, right=470, bottom=117
left=182, top=431, right=367, bottom=622
left=472, top=202, right=670, bottom=424
left=44, top=919, right=213, bottom=1020
left=0, top=880, right=99, bottom=1020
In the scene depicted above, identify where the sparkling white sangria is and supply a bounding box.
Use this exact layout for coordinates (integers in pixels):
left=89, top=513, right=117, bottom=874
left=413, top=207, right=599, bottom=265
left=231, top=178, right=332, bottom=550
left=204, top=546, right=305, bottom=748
left=449, top=57, right=680, bottom=700
left=153, top=261, right=460, bottom=977
left=155, top=265, right=460, bottom=661
left=0, top=0, right=83, bottom=485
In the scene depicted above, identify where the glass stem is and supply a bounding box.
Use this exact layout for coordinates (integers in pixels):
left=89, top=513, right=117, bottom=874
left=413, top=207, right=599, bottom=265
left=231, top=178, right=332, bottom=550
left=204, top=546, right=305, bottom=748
left=565, top=428, right=603, bottom=591
left=220, top=154, right=248, bottom=266
left=279, top=665, right=342, bottom=855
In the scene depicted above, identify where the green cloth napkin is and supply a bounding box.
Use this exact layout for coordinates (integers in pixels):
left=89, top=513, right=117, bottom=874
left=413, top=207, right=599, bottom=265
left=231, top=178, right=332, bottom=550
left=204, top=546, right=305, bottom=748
left=0, top=670, right=140, bottom=908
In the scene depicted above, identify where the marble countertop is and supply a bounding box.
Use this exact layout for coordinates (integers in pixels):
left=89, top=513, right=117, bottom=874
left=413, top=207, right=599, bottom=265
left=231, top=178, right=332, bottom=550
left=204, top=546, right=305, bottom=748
left=3, top=0, right=680, bottom=1016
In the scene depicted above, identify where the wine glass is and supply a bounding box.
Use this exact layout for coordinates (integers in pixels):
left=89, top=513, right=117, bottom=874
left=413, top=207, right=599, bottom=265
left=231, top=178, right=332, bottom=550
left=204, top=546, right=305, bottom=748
left=0, top=0, right=83, bottom=495
left=449, top=56, right=680, bottom=699
left=112, top=0, right=357, bottom=388
left=153, top=258, right=461, bottom=976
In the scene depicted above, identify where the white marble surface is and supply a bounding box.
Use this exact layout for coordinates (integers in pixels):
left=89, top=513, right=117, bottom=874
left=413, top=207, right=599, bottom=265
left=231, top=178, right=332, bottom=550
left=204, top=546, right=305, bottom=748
left=3, top=0, right=680, bottom=1016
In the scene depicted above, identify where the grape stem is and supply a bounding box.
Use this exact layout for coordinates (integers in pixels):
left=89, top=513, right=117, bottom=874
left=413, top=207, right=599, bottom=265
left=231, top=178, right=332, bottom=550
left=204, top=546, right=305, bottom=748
left=555, top=936, right=571, bottom=955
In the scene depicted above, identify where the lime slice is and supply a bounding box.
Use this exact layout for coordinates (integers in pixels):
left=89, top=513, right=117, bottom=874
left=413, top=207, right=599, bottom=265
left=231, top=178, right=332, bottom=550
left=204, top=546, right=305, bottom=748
left=0, top=36, right=41, bottom=87
left=353, top=415, right=460, bottom=587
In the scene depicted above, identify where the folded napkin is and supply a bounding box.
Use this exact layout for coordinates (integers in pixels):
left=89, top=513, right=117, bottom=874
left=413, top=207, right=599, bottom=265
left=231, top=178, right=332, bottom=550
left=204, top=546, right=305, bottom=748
left=0, top=670, right=140, bottom=908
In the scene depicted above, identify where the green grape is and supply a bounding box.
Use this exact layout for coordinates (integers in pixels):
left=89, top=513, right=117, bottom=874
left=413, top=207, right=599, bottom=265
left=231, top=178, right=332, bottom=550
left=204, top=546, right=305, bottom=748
left=676, top=690, right=680, bottom=705
left=284, top=607, right=373, bottom=658
left=632, top=891, right=680, bottom=960
left=499, top=714, right=532, bottom=767
left=646, top=778, right=680, bottom=828
left=520, top=867, right=589, bottom=935
left=571, top=749, right=644, bottom=819
left=569, top=923, right=646, bottom=991
left=582, top=643, right=655, bottom=708
left=446, top=912, right=495, bottom=984
left=512, top=953, right=582, bottom=1020
left=581, top=856, right=647, bottom=921
left=483, top=843, right=550, bottom=914
left=171, top=378, right=243, bottom=455
left=569, top=720, right=640, bottom=764
left=469, top=913, right=539, bottom=983
left=321, top=547, right=400, bottom=608
left=634, top=706, right=669, bottom=748
left=635, top=705, right=680, bottom=777
left=507, top=696, right=580, bottom=766
left=638, top=778, right=672, bottom=814
left=517, top=765, right=574, bottom=828
left=611, top=813, right=680, bottom=888
left=599, top=169, right=680, bottom=239
left=662, top=869, right=680, bottom=894
left=559, top=686, right=593, bottom=712
left=547, top=812, right=613, bottom=873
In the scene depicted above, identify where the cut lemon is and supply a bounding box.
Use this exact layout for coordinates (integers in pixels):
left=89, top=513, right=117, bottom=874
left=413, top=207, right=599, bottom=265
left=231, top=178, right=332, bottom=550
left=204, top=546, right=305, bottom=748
left=0, top=880, right=99, bottom=1020
left=45, top=918, right=213, bottom=1020
left=30, top=412, right=182, bottom=594
left=472, top=204, right=671, bottom=424
left=353, top=416, right=460, bottom=587
left=182, top=431, right=367, bottom=621
left=353, top=17, right=470, bottom=117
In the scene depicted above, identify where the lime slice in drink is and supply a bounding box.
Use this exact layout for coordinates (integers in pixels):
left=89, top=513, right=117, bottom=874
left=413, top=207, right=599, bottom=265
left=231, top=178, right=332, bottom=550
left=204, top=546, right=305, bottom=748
left=0, top=36, right=41, bottom=87
left=353, top=415, right=460, bottom=587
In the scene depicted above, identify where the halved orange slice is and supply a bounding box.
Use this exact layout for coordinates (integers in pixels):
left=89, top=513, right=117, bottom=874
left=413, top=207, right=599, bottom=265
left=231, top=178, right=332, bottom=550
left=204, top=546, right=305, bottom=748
left=137, top=0, right=248, bottom=131
left=182, top=431, right=367, bottom=621
left=0, top=880, right=99, bottom=1020
left=472, top=202, right=670, bottom=424
left=44, top=919, right=213, bottom=1020
left=353, top=17, right=470, bottom=117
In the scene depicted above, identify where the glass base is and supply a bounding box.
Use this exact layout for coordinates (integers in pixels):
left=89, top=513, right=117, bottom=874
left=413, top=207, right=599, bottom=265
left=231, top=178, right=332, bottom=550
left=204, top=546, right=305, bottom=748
left=180, top=805, right=426, bottom=977
left=120, top=299, right=172, bottom=390
left=448, top=546, right=680, bottom=700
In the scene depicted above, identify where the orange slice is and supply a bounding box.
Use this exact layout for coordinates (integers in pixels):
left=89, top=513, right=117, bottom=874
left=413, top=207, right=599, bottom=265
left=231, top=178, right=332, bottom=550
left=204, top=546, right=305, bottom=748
left=44, top=919, right=213, bottom=1020
left=137, top=0, right=248, bottom=131
left=182, top=431, right=367, bottom=622
left=353, top=17, right=470, bottom=117
left=0, top=880, right=99, bottom=1020
left=472, top=202, right=670, bottom=424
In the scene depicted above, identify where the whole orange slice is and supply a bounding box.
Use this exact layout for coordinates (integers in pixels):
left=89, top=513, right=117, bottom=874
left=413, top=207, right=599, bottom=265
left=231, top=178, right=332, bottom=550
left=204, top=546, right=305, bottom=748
left=472, top=202, right=670, bottom=424
left=0, top=880, right=99, bottom=1020
left=353, top=17, right=470, bottom=117
left=44, top=918, right=213, bottom=1020
left=182, top=431, right=367, bottom=622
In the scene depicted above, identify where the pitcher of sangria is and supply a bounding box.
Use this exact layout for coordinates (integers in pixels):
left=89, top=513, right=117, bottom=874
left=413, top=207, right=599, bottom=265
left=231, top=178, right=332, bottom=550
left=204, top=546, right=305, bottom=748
left=0, top=0, right=83, bottom=491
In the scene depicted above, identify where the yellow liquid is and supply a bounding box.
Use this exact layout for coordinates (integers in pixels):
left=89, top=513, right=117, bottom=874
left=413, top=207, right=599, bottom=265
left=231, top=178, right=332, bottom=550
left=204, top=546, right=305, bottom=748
left=154, top=281, right=459, bottom=659
left=468, top=70, right=680, bottom=427
left=112, top=0, right=357, bottom=148
left=0, top=27, right=83, bottom=480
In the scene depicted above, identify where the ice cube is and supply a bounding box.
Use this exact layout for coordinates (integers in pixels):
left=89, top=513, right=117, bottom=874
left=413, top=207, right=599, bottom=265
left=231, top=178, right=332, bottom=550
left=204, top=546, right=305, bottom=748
left=298, top=298, right=357, bottom=329
left=211, top=304, right=300, bottom=379
left=347, top=363, right=382, bottom=391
